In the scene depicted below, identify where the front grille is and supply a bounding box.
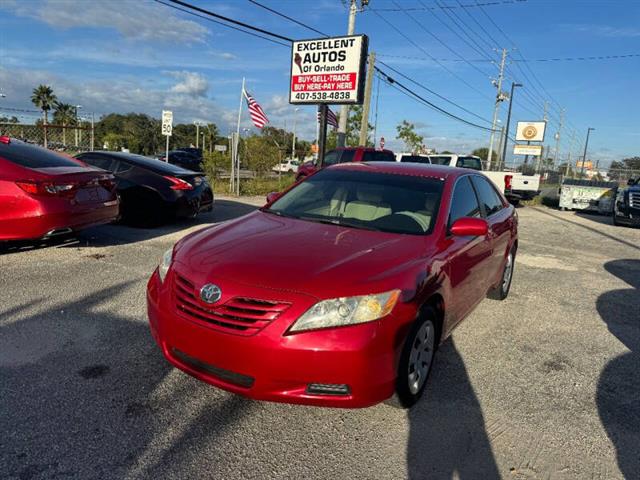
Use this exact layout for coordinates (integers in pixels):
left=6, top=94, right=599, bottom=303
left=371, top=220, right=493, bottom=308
left=174, top=274, right=290, bottom=336
left=172, top=348, right=255, bottom=388
left=630, top=192, right=640, bottom=208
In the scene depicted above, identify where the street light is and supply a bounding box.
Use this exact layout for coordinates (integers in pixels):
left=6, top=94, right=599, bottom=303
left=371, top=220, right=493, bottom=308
left=580, top=127, right=595, bottom=178
left=501, top=82, right=523, bottom=168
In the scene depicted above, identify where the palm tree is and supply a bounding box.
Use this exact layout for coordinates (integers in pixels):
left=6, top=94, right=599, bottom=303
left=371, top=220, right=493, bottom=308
left=31, top=85, right=57, bottom=148
left=53, top=102, right=75, bottom=146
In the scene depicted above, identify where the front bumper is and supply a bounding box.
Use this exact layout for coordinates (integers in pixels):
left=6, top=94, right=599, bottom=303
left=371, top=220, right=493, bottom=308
left=146, top=269, right=405, bottom=408
left=614, top=201, right=640, bottom=226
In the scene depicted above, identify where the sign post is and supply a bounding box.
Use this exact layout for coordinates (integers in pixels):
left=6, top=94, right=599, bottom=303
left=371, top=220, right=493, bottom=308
left=289, top=34, right=368, bottom=166
left=161, top=110, right=173, bottom=162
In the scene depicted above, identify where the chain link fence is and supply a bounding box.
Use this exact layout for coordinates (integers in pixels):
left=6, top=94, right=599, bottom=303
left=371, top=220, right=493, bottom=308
left=0, top=122, right=94, bottom=153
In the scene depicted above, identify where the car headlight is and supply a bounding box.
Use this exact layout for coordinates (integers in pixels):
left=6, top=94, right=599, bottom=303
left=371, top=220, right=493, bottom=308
left=158, top=248, right=174, bottom=283
left=289, top=290, right=401, bottom=333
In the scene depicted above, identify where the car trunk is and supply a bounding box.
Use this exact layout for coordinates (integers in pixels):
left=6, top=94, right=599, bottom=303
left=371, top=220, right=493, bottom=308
left=32, top=166, right=116, bottom=205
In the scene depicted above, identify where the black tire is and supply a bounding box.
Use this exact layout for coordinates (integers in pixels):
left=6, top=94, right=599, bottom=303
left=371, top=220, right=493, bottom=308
left=394, top=307, right=439, bottom=409
left=488, top=246, right=516, bottom=300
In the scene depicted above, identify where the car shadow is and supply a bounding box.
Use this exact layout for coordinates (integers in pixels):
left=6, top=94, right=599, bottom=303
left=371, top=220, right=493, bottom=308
left=0, top=200, right=259, bottom=255
left=407, top=339, right=500, bottom=479
left=0, top=281, right=250, bottom=478
left=596, top=259, right=640, bottom=478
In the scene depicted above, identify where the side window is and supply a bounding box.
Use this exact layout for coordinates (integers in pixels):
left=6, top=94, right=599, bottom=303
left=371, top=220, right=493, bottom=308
left=323, top=151, right=340, bottom=166
left=429, top=156, right=452, bottom=166
left=471, top=176, right=504, bottom=216
left=339, top=150, right=355, bottom=163
left=448, top=177, right=481, bottom=227
left=375, top=151, right=395, bottom=162
left=80, top=155, right=115, bottom=171
left=113, top=161, right=133, bottom=174
left=456, top=157, right=482, bottom=170
left=362, top=151, right=375, bottom=162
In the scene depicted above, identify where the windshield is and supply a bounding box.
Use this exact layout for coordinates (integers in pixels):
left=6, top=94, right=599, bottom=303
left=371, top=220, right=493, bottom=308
left=429, top=156, right=452, bottom=166
left=265, top=168, right=443, bottom=235
left=456, top=156, right=482, bottom=170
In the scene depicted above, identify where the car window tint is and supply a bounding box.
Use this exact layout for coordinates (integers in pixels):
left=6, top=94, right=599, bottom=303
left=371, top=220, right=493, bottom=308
left=113, top=161, right=133, bottom=174
left=456, top=156, right=482, bottom=170
left=375, top=151, right=395, bottom=162
left=429, top=156, right=452, bottom=166
left=324, top=151, right=340, bottom=166
left=0, top=140, right=83, bottom=168
left=79, top=154, right=114, bottom=171
left=339, top=150, right=355, bottom=163
left=449, top=176, right=481, bottom=226
left=401, top=155, right=430, bottom=164
left=362, top=151, right=375, bottom=162
left=471, top=176, right=504, bottom=216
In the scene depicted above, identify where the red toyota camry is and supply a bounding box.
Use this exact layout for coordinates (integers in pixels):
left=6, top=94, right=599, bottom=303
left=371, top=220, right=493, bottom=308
left=147, top=162, right=518, bottom=408
left=0, top=137, right=119, bottom=241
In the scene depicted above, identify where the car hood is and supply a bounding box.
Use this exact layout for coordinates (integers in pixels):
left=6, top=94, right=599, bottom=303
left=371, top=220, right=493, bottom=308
left=175, top=211, right=427, bottom=297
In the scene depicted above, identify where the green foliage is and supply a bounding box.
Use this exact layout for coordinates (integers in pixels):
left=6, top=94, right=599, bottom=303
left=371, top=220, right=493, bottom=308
left=0, top=116, right=19, bottom=123
left=102, top=132, right=128, bottom=151
left=471, top=147, right=497, bottom=162
left=31, top=85, right=57, bottom=124
left=325, top=105, right=373, bottom=148
left=396, top=120, right=424, bottom=152
left=201, top=150, right=231, bottom=179
left=243, top=135, right=281, bottom=176
left=212, top=175, right=296, bottom=196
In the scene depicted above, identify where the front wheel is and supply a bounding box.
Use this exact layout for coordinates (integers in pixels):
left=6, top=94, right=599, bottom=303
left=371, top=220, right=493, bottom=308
left=488, top=247, right=515, bottom=300
left=395, top=308, right=438, bottom=408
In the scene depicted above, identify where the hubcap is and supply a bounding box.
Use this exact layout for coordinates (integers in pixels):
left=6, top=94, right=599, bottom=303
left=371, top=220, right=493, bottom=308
left=408, top=321, right=435, bottom=395
left=502, top=253, right=514, bottom=291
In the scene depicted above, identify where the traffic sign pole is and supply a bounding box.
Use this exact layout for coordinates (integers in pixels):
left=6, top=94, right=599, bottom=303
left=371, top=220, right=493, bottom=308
left=165, top=135, right=169, bottom=163
left=317, top=104, right=328, bottom=168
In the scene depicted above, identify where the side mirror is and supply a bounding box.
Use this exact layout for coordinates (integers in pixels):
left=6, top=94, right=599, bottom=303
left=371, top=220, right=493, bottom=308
left=450, top=217, right=488, bottom=237
left=266, top=191, right=281, bottom=204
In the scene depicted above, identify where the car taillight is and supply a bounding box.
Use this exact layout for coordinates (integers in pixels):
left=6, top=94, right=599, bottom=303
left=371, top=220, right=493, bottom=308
left=98, top=177, right=116, bottom=191
left=15, top=180, right=78, bottom=197
left=164, top=176, right=193, bottom=190
left=504, top=175, right=513, bottom=191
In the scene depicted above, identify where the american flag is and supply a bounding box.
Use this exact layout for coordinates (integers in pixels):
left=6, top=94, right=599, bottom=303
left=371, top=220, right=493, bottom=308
left=316, top=107, right=339, bottom=130
left=243, top=89, right=269, bottom=129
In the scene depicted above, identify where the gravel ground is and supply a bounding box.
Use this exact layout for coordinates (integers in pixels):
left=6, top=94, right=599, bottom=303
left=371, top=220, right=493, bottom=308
left=1, top=198, right=638, bottom=480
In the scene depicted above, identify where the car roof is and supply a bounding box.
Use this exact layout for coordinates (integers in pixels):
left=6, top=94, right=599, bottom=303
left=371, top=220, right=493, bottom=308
left=332, top=147, right=394, bottom=154
left=328, top=161, right=467, bottom=179
left=79, top=151, right=194, bottom=175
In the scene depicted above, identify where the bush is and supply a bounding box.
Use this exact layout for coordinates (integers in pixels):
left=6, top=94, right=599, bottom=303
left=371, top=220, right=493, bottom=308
left=212, top=174, right=296, bottom=196
left=202, top=151, right=230, bottom=180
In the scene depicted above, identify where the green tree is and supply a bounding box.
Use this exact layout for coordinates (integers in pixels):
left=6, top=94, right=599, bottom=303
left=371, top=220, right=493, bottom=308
left=31, top=84, right=57, bottom=147
left=471, top=147, right=497, bottom=163
left=102, top=132, right=127, bottom=151
left=324, top=105, right=373, bottom=149
left=396, top=120, right=424, bottom=152
left=243, top=135, right=280, bottom=176
left=53, top=102, right=76, bottom=146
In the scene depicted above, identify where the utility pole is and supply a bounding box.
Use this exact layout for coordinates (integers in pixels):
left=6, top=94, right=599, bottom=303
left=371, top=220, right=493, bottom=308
left=565, top=131, right=575, bottom=177
left=359, top=51, right=376, bottom=146
left=487, top=48, right=508, bottom=171
left=554, top=109, right=564, bottom=170
left=501, top=82, right=522, bottom=168
left=291, top=107, right=299, bottom=159
left=580, top=127, right=595, bottom=178
left=496, top=125, right=506, bottom=169
left=337, top=0, right=358, bottom=148
left=195, top=122, right=200, bottom=148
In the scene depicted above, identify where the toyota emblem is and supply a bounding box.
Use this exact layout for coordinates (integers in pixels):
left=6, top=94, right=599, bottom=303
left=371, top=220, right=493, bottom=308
left=200, top=283, right=222, bottom=304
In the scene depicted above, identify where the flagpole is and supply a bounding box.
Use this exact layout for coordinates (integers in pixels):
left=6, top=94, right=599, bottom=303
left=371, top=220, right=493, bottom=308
left=233, top=77, right=245, bottom=195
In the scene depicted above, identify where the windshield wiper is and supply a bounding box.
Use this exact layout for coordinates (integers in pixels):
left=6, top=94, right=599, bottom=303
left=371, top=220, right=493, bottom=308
left=261, top=209, right=299, bottom=219
left=298, top=215, right=382, bottom=232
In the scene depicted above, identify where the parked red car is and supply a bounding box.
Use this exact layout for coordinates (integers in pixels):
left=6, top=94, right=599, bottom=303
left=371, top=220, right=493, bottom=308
left=296, top=146, right=396, bottom=181
left=147, top=162, right=518, bottom=408
left=0, top=137, right=119, bottom=241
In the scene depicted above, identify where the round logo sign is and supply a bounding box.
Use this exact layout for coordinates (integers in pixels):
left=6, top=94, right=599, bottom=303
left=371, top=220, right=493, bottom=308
left=200, top=284, right=222, bottom=304
left=522, top=125, right=538, bottom=140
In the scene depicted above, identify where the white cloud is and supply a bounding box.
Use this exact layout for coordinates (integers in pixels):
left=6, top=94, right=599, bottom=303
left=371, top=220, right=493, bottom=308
left=562, top=23, right=640, bottom=38
left=168, top=71, right=209, bottom=97
left=4, top=0, right=208, bottom=44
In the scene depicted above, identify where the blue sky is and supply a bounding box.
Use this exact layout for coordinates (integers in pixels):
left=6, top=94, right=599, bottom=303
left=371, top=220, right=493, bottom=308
left=0, top=0, right=638, bottom=165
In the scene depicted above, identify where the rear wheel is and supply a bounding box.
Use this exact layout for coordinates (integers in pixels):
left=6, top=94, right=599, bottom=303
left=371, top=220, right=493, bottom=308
left=395, top=307, right=438, bottom=408
left=488, top=247, right=515, bottom=300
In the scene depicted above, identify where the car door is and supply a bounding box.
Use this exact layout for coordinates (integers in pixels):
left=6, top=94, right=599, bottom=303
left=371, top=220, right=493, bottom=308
left=444, top=175, right=493, bottom=325
left=470, top=175, right=512, bottom=285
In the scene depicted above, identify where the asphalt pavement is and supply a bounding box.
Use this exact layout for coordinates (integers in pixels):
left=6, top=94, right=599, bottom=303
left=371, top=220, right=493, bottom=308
left=1, top=198, right=638, bottom=479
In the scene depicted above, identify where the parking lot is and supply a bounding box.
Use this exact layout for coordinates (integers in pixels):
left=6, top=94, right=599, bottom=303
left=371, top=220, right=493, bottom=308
left=1, top=199, right=638, bottom=479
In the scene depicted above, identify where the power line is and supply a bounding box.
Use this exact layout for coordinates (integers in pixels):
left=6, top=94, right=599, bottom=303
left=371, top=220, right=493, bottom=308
left=247, top=0, right=328, bottom=37
left=378, top=61, right=493, bottom=125
left=378, top=52, right=640, bottom=63
left=370, top=8, right=493, bottom=101
left=155, top=0, right=291, bottom=47
left=372, top=1, right=528, bottom=12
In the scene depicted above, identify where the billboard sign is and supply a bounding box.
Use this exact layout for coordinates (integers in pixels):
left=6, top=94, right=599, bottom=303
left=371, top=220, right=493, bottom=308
left=516, top=121, right=546, bottom=142
left=290, top=35, right=368, bottom=105
left=513, top=144, right=543, bottom=156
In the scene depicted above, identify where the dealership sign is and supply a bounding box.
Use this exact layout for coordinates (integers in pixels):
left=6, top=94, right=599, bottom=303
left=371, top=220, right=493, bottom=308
left=516, top=121, right=546, bottom=142
left=513, top=144, right=543, bottom=156
left=289, top=35, right=368, bottom=105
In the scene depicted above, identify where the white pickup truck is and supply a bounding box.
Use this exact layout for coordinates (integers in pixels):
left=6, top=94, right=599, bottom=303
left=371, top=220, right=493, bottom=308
left=425, top=154, right=541, bottom=204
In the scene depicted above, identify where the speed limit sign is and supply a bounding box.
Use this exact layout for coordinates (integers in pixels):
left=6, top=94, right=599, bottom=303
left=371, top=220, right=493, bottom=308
left=161, top=110, right=173, bottom=136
